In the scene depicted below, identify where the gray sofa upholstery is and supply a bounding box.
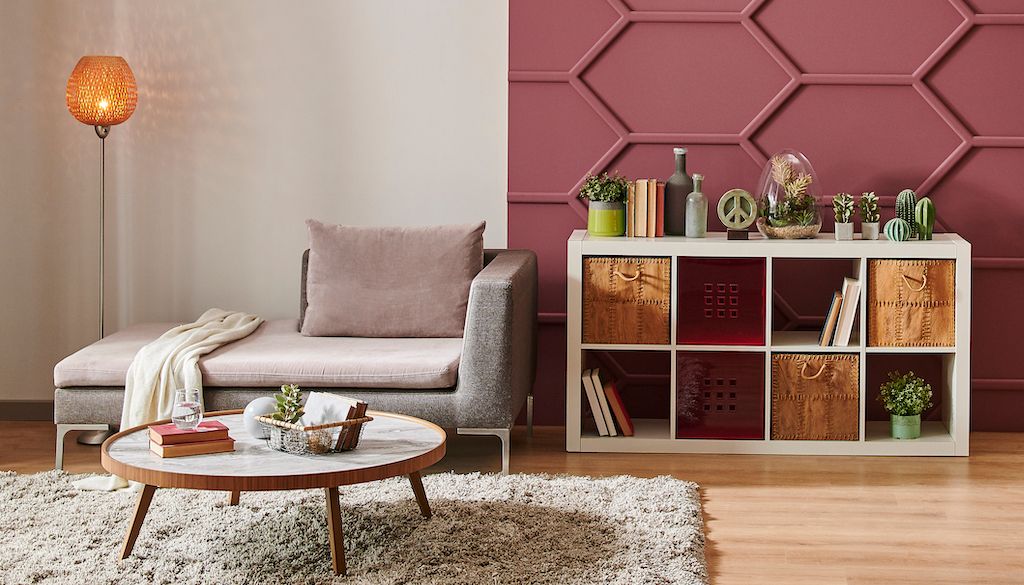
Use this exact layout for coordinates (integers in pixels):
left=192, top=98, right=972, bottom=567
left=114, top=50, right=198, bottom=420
left=54, top=249, right=538, bottom=473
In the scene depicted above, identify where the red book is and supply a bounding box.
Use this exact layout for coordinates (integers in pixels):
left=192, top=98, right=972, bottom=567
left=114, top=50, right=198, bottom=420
left=655, top=182, right=665, bottom=237
left=150, top=438, right=235, bottom=458
left=603, top=381, right=634, bottom=436
left=149, top=420, right=229, bottom=445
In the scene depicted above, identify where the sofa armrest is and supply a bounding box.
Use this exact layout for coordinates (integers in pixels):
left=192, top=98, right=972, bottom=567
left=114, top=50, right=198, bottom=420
left=454, top=249, right=538, bottom=428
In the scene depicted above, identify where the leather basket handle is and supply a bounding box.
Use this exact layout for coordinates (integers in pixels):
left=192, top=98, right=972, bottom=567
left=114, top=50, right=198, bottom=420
left=799, top=362, right=827, bottom=380
left=612, top=269, right=641, bottom=282
left=901, top=270, right=928, bottom=292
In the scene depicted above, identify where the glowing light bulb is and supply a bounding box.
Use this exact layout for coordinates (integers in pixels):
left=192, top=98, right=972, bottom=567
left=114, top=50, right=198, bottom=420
left=98, top=99, right=109, bottom=110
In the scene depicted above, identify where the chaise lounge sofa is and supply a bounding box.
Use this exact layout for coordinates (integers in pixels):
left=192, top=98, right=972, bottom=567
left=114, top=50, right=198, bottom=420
left=53, top=248, right=538, bottom=473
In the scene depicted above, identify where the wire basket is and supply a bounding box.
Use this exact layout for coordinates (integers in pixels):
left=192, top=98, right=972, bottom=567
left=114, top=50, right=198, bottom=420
left=255, top=415, right=373, bottom=455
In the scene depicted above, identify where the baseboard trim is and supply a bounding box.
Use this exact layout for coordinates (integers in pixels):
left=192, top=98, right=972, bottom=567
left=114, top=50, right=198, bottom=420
left=0, top=400, right=54, bottom=421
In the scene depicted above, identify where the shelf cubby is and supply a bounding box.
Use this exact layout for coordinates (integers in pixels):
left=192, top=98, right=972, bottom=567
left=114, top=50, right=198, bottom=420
left=566, top=231, right=971, bottom=457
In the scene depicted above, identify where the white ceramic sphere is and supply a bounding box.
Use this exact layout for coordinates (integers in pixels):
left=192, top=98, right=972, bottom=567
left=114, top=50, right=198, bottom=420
left=242, top=396, right=277, bottom=439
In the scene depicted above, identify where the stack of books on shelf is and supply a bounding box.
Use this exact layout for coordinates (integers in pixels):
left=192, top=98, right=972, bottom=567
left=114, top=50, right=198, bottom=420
left=581, top=368, right=634, bottom=436
left=819, top=277, right=862, bottom=347
left=149, top=420, right=235, bottom=458
left=625, top=179, right=665, bottom=237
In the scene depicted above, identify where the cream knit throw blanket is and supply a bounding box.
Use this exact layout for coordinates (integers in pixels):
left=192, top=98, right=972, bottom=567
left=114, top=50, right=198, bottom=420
left=74, top=308, right=264, bottom=491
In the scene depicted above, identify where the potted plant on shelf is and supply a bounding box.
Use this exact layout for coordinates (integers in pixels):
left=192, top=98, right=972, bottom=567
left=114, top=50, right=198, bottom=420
left=833, top=192, right=854, bottom=240
left=859, top=191, right=880, bottom=240
left=877, top=371, right=933, bottom=439
left=579, top=172, right=629, bottom=237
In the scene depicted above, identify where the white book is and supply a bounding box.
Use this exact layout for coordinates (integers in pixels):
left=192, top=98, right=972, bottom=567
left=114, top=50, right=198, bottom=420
left=833, top=277, right=861, bottom=346
left=590, top=369, right=618, bottom=436
left=635, top=179, right=648, bottom=237
left=581, top=369, right=609, bottom=436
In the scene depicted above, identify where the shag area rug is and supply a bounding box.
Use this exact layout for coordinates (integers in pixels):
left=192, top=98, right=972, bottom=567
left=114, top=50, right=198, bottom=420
left=0, top=471, right=706, bottom=585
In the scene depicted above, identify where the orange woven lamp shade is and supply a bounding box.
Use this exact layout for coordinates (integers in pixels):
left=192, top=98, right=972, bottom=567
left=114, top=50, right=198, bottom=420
left=66, top=56, right=138, bottom=127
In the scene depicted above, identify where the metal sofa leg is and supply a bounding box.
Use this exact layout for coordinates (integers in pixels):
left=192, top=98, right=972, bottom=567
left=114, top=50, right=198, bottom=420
left=55, top=423, right=109, bottom=470
left=457, top=427, right=511, bottom=475
left=526, top=394, right=534, bottom=438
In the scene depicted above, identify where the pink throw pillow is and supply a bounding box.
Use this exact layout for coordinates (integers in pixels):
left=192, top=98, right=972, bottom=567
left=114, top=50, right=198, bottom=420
left=301, top=220, right=485, bottom=338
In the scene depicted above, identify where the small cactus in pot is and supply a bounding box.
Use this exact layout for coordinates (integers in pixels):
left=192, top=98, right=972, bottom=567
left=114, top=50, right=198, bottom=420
left=915, top=196, right=936, bottom=241
left=832, top=192, right=854, bottom=240
left=896, top=189, right=918, bottom=239
left=859, top=191, right=880, bottom=240
left=884, top=217, right=912, bottom=242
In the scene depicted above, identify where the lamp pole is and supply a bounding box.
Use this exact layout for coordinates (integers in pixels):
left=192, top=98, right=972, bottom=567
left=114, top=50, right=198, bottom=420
left=96, top=124, right=109, bottom=339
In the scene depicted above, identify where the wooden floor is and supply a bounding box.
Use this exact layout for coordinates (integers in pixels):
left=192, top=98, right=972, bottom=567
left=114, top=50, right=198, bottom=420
left=4, top=422, right=1024, bottom=585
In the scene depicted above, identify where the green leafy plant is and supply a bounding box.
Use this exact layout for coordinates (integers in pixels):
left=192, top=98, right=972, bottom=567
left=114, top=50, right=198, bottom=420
left=877, top=371, right=933, bottom=416
left=859, top=191, right=880, bottom=223
left=759, top=155, right=817, bottom=227
left=833, top=192, right=854, bottom=223
left=578, top=172, right=629, bottom=203
left=271, top=384, right=305, bottom=423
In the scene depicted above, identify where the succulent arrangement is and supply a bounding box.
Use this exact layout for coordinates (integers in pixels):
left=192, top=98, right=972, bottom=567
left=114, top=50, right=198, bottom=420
left=271, top=383, right=305, bottom=424
left=896, top=189, right=918, bottom=238
left=761, top=155, right=817, bottom=227
left=832, top=192, right=854, bottom=223
left=859, top=192, right=879, bottom=223
left=878, top=371, right=933, bottom=416
left=578, top=172, right=629, bottom=203
left=916, top=197, right=936, bottom=240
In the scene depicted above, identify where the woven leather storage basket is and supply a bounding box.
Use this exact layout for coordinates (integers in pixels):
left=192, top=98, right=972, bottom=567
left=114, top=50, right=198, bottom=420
left=868, top=259, right=955, bottom=347
left=771, top=353, right=859, bottom=441
left=582, top=256, right=670, bottom=345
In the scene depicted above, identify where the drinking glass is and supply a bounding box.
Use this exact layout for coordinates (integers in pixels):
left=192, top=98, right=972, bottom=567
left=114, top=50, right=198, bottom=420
left=171, top=388, right=203, bottom=430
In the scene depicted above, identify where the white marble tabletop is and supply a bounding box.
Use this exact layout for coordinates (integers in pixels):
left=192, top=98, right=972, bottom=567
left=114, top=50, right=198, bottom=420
left=107, top=413, right=445, bottom=478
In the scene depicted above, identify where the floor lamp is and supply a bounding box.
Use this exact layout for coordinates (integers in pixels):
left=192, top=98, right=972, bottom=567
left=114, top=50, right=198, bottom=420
left=66, top=56, right=138, bottom=444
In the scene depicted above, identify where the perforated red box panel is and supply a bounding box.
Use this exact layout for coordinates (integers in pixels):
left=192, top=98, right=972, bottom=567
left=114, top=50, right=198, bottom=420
left=676, top=351, right=765, bottom=440
left=677, top=257, right=766, bottom=346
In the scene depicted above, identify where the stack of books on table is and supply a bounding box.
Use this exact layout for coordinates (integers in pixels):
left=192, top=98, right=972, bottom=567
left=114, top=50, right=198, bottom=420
left=819, top=277, right=862, bottom=347
left=149, top=420, right=235, bottom=458
left=625, top=179, right=665, bottom=237
left=581, top=368, right=634, bottom=437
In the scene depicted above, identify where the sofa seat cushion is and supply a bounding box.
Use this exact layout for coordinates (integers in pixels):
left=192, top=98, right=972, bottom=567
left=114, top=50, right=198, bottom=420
left=54, top=319, right=461, bottom=390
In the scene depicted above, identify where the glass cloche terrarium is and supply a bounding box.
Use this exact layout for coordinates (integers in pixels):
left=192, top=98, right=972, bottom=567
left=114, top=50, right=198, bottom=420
left=754, top=149, right=822, bottom=239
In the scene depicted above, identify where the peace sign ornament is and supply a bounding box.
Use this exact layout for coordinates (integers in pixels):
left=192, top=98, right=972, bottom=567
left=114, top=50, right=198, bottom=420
left=718, top=188, right=757, bottom=239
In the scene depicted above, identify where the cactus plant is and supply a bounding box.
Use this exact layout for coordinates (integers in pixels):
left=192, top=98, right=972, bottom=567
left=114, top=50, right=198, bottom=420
left=915, top=196, right=936, bottom=241
left=859, top=192, right=880, bottom=223
left=896, top=189, right=918, bottom=239
left=832, top=192, right=854, bottom=223
left=884, top=217, right=912, bottom=242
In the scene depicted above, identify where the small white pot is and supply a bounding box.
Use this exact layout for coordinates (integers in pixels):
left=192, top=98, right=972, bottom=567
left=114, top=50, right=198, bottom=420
left=861, top=222, right=879, bottom=240
left=834, top=222, right=854, bottom=241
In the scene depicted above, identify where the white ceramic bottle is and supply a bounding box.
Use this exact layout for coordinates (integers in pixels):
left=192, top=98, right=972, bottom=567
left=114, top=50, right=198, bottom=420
left=685, top=173, right=707, bottom=238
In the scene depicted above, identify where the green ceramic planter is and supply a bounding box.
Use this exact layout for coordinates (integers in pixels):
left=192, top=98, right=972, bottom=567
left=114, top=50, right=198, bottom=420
left=587, top=201, right=626, bottom=237
left=890, top=414, right=921, bottom=439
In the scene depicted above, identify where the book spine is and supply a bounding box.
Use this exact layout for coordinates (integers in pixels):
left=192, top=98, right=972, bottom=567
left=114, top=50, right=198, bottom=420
left=656, top=182, right=665, bottom=237
left=635, top=180, right=648, bottom=237
left=647, top=179, right=657, bottom=237
left=626, top=182, right=635, bottom=237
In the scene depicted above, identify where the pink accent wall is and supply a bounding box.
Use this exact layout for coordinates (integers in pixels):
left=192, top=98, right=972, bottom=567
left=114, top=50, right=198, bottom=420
left=509, top=0, right=1024, bottom=431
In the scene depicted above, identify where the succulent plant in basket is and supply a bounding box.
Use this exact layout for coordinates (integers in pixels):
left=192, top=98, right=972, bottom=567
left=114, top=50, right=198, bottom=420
left=579, top=172, right=629, bottom=237
left=877, top=371, right=933, bottom=439
left=271, top=383, right=305, bottom=424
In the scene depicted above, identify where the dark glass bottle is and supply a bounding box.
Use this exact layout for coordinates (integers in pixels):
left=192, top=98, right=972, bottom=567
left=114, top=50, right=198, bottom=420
left=664, top=147, right=693, bottom=236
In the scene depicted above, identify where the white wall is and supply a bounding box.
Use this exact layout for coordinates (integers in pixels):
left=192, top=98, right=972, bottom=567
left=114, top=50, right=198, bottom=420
left=0, top=1, right=508, bottom=402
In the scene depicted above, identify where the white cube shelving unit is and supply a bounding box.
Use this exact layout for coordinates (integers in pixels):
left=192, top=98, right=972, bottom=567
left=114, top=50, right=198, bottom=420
left=566, top=230, right=971, bottom=456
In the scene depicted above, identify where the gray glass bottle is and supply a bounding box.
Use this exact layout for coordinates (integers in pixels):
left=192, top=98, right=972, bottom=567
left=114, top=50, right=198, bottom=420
left=664, top=147, right=693, bottom=236
left=685, top=173, right=707, bottom=238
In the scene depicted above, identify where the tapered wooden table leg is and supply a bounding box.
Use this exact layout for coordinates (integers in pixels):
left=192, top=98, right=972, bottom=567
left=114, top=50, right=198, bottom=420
left=120, top=484, right=156, bottom=560
left=408, top=471, right=431, bottom=518
left=228, top=490, right=240, bottom=506
left=324, top=487, right=346, bottom=576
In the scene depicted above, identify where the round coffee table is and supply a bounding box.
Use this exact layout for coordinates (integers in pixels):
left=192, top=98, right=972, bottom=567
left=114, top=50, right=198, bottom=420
left=101, top=409, right=446, bottom=576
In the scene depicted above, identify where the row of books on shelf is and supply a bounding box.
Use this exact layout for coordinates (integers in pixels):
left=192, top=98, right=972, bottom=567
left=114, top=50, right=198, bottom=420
left=819, top=276, right=861, bottom=347
left=149, top=420, right=235, bottom=458
left=625, top=179, right=665, bottom=237
left=581, top=368, right=634, bottom=436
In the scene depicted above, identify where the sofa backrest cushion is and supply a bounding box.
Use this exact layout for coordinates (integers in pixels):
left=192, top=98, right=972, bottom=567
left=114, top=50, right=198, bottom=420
left=300, top=219, right=485, bottom=338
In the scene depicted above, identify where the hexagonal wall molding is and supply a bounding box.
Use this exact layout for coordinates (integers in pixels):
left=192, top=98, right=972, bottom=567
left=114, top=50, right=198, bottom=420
left=583, top=22, right=790, bottom=133
left=753, top=85, right=963, bottom=195
left=510, top=0, right=621, bottom=72
left=928, top=26, right=1024, bottom=136
left=756, top=0, right=964, bottom=75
